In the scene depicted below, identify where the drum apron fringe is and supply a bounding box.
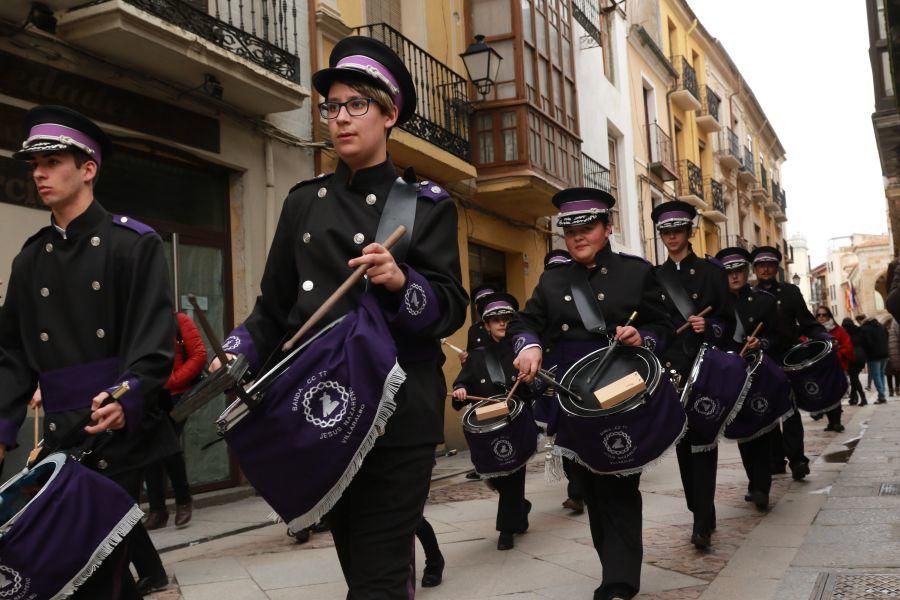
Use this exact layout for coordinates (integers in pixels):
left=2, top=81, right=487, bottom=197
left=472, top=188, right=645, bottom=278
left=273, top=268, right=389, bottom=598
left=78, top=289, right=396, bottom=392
left=544, top=449, right=565, bottom=483
left=55, top=504, right=144, bottom=599
left=692, top=377, right=750, bottom=453
left=269, top=361, right=407, bottom=534
left=552, top=418, right=687, bottom=477
left=808, top=400, right=842, bottom=419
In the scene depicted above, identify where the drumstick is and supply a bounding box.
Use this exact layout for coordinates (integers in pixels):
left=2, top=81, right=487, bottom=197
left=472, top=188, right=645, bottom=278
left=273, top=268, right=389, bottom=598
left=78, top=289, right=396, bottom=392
left=446, top=393, right=495, bottom=402
left=739, top=322, right=765, bottom=357
left=188, top=294, right=230, bottom=367
left=584, top=310, right=638, bottom=388
left=282, top=225, right=407, bottom=351
left=675, top=306, right=713, bottom=335
left=537, top=369, right=580, bottom=399
left=33, top=404, right=39, bottom=448
left=441, top=339, right=465, bottom=354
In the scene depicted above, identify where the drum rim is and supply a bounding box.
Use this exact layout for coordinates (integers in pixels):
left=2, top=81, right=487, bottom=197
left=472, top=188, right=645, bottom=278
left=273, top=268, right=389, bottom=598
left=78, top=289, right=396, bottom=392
left=783, top=338, right=833, bottom=372
left=0, top=452, right=67, bottom=535
left=679, top=343, right=713, bottom=407
left=557, top=345, right=661, bottom=417
left=462, top=396, right=525, bottom=433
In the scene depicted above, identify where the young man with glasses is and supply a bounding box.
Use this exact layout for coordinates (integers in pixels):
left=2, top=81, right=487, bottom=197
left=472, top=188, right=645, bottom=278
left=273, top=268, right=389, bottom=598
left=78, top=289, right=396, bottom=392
left=211, top=36, right=468, bottom=597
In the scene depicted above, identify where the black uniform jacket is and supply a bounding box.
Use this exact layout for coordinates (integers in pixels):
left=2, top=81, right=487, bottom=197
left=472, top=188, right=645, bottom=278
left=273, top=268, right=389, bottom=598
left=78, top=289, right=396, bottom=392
left=451, top=337, right=520, bottom=411
left=466, top=321, right=490, bottom=352
left=507, top=244, right=671, bottom=371
left=727, top=284, right=778, bottom=353
left=655, top=252, right=734, bottom=377
left=0, top=201, right=177, bottom=475
left=223, top=158, right=468, bottom=446
left=753, top=280, right=826, bottom=359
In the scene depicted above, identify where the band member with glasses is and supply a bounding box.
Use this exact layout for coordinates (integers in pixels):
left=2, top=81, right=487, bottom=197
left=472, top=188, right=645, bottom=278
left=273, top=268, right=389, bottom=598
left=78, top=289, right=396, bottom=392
left=815, top=306, right=853, bottom=432
left=210, top=36, right=468, bottom=598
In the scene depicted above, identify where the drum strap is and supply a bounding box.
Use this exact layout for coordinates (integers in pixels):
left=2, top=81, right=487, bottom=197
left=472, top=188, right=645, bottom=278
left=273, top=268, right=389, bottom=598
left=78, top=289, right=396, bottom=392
left=484, top=348, right=507, bottom=389
left=656, top=267, right=697, bottom=324
left=373, top=176, right=417, bottom=264
left=570, top=267, right=607, bottom=333
left=733, top=307, right=746, bottom=343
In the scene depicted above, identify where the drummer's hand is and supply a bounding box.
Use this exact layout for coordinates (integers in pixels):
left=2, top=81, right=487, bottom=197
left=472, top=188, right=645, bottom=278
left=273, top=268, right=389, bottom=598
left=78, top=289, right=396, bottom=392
left=29, top=387, right=42, bottom=411
left=84, top=392, right=126, bottom=434
left=514, top=347, right=543, bottom=383
left=348, top=243, right=406, bottom=292
left=615, top=325, right=642, bottom=347
left=459, top=351, right=468, bottom=366
left=452, top=388, right=468, bottom=402
left=688, top=315, right=706, bottom=333
left=209, top=353, right=236, bottom=373
left=745, top=335, right=761, bottom=350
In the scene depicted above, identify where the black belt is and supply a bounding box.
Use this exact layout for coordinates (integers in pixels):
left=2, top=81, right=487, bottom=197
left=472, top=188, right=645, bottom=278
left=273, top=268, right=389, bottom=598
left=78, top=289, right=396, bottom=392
left=570, top=266, right=606, bottom=334
left=374, top=176, right=417, bottom=264
left=484, top=349, right=507, bottom=389
left=656, top=267, right=697, bottom=324
left=733, top=307, right=746, bottom=343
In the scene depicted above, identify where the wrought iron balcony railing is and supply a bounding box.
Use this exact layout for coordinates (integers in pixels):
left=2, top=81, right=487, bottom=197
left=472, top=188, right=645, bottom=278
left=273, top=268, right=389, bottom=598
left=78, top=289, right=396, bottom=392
left=760, top=166, right=768, bottom=192
left=722, top=127, right=741, bottom=162
left=647, top=122, right=676, bottom=174
left=722, top=234, right=750, bottom=250
left=582, top=152, right=611, bottom=193
left=709, top=179, right=724, bottom=213
left=702, top=85, right=721, bottom=120
left=572, top=0, right=602, bottom=48
left=742, top=147, right=756, bottom=176
left=355, top=23, right=470, bottom=161
left=771, top=181, right=781, bottom=202
left=109, top=0, right=301, bottom=82
left=672, top=55, right=700, bottom=102
left=677, top=159, right=703, bottom=199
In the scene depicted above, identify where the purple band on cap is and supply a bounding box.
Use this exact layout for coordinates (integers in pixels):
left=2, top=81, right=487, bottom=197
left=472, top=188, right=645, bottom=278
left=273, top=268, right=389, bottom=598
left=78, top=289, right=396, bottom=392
left=335, top=55, right=403, bottom=112
left=482, top=300, right=513, bottom=314
left=657, top=210, right=693, bottom=222
left=28, top=123, right=102, bottom=164
left=474, top=289, right=496, bottom=301
left=721, top=254, right=747, bottom=265
left=754, top=252, right=779, bottom=262
left=558, top=199, right=609, bottom=214
left=547, top=256, right=570, bottom=265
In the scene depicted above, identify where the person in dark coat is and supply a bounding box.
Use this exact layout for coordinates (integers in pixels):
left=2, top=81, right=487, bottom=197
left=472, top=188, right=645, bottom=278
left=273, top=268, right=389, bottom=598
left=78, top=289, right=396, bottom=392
left=209, top=36, right=468, bottom=598
left=843, top=317, right=868, bottom=405
left=861, top=317, right=890, bottom=403
left=0, top=105, right=177, bottom=598
left=509, top=187, right=671, bottom=600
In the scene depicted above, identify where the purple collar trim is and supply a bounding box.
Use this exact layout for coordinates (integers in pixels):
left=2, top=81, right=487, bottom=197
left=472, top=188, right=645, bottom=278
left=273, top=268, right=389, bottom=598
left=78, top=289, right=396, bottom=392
left=753, top=252, right=779, bottom=262
left=558, top=199, right=610, bottom=215
left=335, top=55, right=403, bottom=112
left=26, top=124, right=103, bottom=164
left=474, top=289, right=496, bottom=301
left=547, top=256, right=570, bottom=265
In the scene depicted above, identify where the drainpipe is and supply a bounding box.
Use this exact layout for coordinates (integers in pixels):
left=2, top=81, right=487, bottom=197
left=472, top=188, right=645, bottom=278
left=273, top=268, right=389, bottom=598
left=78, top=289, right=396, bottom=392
left=265, top=137, right=277, bottom=246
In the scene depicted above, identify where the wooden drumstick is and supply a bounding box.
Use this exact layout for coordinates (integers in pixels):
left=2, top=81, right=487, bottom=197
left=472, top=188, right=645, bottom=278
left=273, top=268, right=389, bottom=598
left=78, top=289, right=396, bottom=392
left=675, top=306, right=713, bottom=335
left=584, top=310, right=638, bottom=388
left=441, top=339, right=465, bottom=354
left=282, top=225, right=407, bottom=351
left=446, top=393, right=494, bottom=402
left=739, top=322, right=765, bottom=357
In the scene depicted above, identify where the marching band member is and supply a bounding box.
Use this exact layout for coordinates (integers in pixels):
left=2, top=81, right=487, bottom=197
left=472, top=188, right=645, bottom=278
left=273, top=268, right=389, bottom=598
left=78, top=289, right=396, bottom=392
left=210, top=36, right=468, bottom=598
left=463, top=283, right=499, bottom=360
left=0, top=106, right=177, bottom=597
left=452, top=292, right=532, bottom=550
left=510, top=187, right=670, bottom=600
left=651, top=200, right=734, bottom=550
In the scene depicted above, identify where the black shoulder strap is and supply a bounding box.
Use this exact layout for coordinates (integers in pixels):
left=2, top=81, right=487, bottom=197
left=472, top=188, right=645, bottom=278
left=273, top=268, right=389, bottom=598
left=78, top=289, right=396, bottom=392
left=733, top=306, right=746, bottom=343
left=656, top=267, right=697, bottom=323
left=375, top=177, right=417, bottom=264
left=484, top=348, right=507, bottom=388
left=570, top=267, right=606, bottom=334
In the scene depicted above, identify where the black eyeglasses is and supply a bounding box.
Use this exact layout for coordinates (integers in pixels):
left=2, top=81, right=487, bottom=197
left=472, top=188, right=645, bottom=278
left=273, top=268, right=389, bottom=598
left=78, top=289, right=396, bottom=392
left=319, top=98, right=375, bottom=119
left=816, top=313, right=829, bottom=318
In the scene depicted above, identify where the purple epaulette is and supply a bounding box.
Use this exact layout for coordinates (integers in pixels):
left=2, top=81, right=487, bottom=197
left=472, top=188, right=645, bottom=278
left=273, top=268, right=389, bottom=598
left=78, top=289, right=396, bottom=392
left=416, top=180, right=451, bottom=202
left=705, top=254, right=725, bottom=270
left=112, top=215, right=155, bottom=235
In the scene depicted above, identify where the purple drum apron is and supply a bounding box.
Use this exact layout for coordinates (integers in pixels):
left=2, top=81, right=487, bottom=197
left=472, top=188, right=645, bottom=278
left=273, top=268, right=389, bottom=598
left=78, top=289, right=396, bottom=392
left=783, top=339, right=848, bottom=415
left=679, top=344, right=748, bottom=452
left=0, top=453, right=143, bottom=600
left=553, top=345, right=687, bottom=475
left=539, top=340, right=604, bottom=435
left=217, top=295, right=407, bottom=533
left=725, top=351, right=795, bottom=443
left=463, top=397, right=539, bottom=477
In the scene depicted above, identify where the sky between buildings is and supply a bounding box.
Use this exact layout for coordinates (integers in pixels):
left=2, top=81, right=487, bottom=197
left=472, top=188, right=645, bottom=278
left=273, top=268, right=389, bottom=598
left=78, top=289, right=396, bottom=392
left=684, top=0, right=887, bottom=265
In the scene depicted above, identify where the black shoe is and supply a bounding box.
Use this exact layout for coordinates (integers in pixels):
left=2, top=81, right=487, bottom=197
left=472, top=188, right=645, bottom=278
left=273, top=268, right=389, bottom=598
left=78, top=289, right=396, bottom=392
left=291, top=528, right=311, bottom=544
left=744, top=492, right=752, bottom=502
left=136, top=572, right=168, bottom=595
left=497, top=532, right=514, bottom=550
left=824, top=423, right=835, bottom=431
left=750, top=490, right=769, bottom=511
left=465, top=471, right=481, bottom=480
left=877, top=397, right=887, bottom=404
left=790, top=461, right=810, bottom=481
left=516, top=499, right=532, bottom=534
left=421, top=558, right=444, bottom=588
left=562, top=498, right=585, bottom=514
left=691, top=530, right=711, bottom=550
left=593, top=584, right=634, bottom=600
left=832, top=423, right=845, bottom=432
left=860, top=399, right=869, bottom=406
left=811, top=413, right=823, bottom=421
left=849, top=398, right=858, bottom=405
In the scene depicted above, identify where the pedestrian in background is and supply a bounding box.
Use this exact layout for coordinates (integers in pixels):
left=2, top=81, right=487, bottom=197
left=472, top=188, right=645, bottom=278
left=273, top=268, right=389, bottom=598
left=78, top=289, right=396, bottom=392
left=844, top=318, right=868, bottom=405
left=860, top=315, right=889, bottom=404
left=815, top=306, right=852, bottom=432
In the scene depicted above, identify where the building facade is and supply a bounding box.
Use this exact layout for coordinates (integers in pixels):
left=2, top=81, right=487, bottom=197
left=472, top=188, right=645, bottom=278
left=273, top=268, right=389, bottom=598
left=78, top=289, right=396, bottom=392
left=823, top=234, right=893, bottom=323
left=788, top=235, right=813, bottom=308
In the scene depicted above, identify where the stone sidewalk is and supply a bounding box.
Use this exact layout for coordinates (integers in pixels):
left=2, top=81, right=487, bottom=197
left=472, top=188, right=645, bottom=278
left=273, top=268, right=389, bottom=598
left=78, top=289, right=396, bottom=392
left=144, top=396, right=884, bottom=599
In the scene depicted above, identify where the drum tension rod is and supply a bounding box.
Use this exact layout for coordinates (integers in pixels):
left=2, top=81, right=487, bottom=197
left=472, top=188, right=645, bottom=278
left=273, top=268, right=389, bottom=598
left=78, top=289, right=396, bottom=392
left=536, top=369, right=581, bottom=402
left=584, top=310, right=638, bottom=391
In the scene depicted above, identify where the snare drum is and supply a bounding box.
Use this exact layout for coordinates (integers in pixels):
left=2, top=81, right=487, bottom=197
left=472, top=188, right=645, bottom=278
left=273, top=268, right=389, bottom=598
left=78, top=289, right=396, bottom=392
left=0, top=453, right=143, bottom=600
left=725, top=351, right=795, bottom=443
left=462, top=396, right=539, bottom=478
left=552, top=345, right=686, bottom=475
left=679, top=344, right=748, bottom=452
left=783, top=339, right=848, bottom=415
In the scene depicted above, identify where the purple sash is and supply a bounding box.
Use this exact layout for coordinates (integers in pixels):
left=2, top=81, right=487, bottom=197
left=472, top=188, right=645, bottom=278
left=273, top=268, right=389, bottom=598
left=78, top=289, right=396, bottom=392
left=222, top=295, right=406, bottom=533
left=784, top=342, right=848, bottom=415
left=681, top=345, right=747, bottom=452
left=0, top=453, right=142, bottom=600
left=554, top=377, right=686, bottom=475
left=463, top=398, right=538, bottom=477
left=725, top=353, right=795, bottom=442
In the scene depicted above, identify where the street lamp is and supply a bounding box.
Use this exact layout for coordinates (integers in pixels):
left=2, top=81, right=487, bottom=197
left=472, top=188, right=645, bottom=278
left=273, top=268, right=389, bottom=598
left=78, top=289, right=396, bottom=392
left=460, top=34, right=503, bottom=98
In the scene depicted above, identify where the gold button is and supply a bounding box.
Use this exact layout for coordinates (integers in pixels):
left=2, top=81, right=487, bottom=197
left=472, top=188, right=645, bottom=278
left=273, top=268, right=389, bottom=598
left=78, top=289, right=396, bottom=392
left=564, top=295, right=572, bottom=302
left=353, top=233, right=365, bottom=245
left=302, top=232, right=311, bottom=244
left=92, top=281, right=101, bottom=291
left=39, top=332, right=49, bottom=342
left=597, top=293, right=605, bottom=301
left=45, top=243, right=53, bottom=253
left=480, top=378, right=486, bottom=383
left=40, top=287, right=49, bottom=297
left=96, top=329, right=105, bottom=338
left=317, top=187, right=327, bottom=198
left=365, top=194, right=377, bottom=205
left=90, top=236, right=101, bottom=247
left=302, top=280, right=314, bottom=292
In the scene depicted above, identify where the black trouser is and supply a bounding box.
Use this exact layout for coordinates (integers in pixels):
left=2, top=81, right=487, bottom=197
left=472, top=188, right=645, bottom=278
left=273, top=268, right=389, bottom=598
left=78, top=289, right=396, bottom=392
left=848, top=367, right=865, bottom=402
left=675, top=437, right=718, bottom=536
left=415, top=517, right=443, bottom=569
left=738, top=435, right=771, bottom=497
left=562, top=456, right=585, bottom=501
left=114, top=469, right=167, bottom=581
left=145, top=418, right=191, bottom=511
left=570, top=464, right=642, bottom=598
left=329, top=444, right=435, bottom=600
left=826, top=406, right=843, bottom=427
left=770, top=396, right=808, bottom=469
left=488, top=467, right=530, bottom=534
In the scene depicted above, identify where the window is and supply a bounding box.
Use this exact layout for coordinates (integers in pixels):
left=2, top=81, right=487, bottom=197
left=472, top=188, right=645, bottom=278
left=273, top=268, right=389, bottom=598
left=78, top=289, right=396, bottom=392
left=366, top=0, right=401, bottom=30
left=477, top=113, right=494, bottom=164
left=468, top=242, right=507, bottom=321
left=522, top=0, right=577, bottom=131
left=877, top=0, right=888, bottom=40
left=501, top=111, right=518, bottom=161
left=883, top=51, right=894, bottom=97
left=608, top=136, right=621, bottom=229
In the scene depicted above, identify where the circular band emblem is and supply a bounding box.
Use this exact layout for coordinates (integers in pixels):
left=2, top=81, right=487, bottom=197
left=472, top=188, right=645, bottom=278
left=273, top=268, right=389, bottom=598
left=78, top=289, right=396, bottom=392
left=750, top=395, right=769, bottom=414
left=491, top=437, right=516, bottom=461
left=803, top=380, right=820, bottom=397
left=222, top=336, right=241, bottom=352
left=404, top=283, right=427, bottom=316
left=602, top=430, right=633, bottom=457
left=693, top=396, right=719, bottom=417
left=712, top=322, right=723, bottom=338
left=0, top=566, right=24, bottom=598
left=513, top=337, right=526, bottom=354
left=302, top=380, right=350, bottom=428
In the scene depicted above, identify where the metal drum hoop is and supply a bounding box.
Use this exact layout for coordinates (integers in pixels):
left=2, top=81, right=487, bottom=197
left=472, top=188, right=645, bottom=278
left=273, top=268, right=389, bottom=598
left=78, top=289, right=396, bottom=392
left=0, top=453, right=67, bottom=537
left=462, top=396, right=525, bottom=434
left=783, top=338, right=834, bottom=372
left=678, top=344, right=710, bottom=407
left=743, top=348, right=765, bottom=376
left=557, top=345, right=661, bottom=418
